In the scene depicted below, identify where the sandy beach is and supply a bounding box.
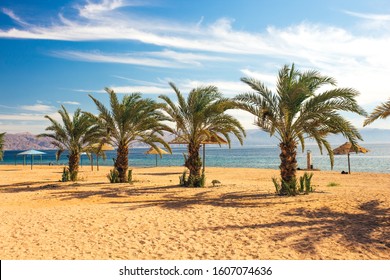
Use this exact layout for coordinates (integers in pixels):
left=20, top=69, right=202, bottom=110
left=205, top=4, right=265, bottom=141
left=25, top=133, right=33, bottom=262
left=0, top=164, right=389, bottom=260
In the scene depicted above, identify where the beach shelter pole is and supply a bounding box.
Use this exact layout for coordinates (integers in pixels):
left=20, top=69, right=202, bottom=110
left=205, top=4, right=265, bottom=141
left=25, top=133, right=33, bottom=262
left=17, top=149, right=46, bottom=170
left=202, top=144, right=206, bottom=174
left=348, top=153, right=351, bottom=174
left=333, top=142, right=368, bottom=174
left=145, top=147, right=170, bottom=167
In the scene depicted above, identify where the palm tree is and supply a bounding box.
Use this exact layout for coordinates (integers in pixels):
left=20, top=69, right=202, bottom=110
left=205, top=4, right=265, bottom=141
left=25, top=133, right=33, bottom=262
left=0, top=132, right=5, bottom=161
left=363, top=98, right=390, bottom=126
left=234, top=64, right=366, bottom=195
left=39, top=106, right=100, bottom=181
left=159, top=82, right=246, bottom=187
left=89, top=88, right=173, bottom=183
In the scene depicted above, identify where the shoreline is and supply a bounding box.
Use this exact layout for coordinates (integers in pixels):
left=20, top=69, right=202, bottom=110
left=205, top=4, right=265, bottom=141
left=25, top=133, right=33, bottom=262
left=1, top=163, right=389, bottom=175
left=1, top=165, right=389, bottom=260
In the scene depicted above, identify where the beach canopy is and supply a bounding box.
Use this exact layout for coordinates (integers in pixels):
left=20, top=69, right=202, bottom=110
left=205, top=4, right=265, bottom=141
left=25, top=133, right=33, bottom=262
left=333, top=142, right=369, bottom=174
left=169, top=134, right=228, bottom=172
left=87, top=143, right=115, bottom=171
left=90, top=143, right=115, bottom=151
left=17, top=149, right=46, bottom=170
left=145, top=147, right=170, bottom=166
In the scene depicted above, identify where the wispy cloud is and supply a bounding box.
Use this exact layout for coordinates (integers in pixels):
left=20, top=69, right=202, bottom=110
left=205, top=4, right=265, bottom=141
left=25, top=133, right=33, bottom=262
left=240, top=69, right=276, bottom=86
left=19, top=103, right=56, bottom=112
left=1, top=1, right=390, bottom=109
left=51, top=49, right=229, bottom=68
left=57, top=101, right=81, bottom=105
left=77, top=0, right=134, bottom=19
left=344, top=10, right=390, bottom=32
left=1, top=8, right=29, bottom=26
left=0, top=114, right=46, bottom=121
left=345, top=11, right=390, bottom=22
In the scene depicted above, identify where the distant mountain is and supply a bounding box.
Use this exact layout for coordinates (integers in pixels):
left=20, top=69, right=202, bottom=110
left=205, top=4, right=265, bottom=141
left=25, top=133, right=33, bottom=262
left=4, top=132, right=56, bottom=151
left=3, top=128, right=390, bottom=151
left=229, top=128, right=390, bottom=147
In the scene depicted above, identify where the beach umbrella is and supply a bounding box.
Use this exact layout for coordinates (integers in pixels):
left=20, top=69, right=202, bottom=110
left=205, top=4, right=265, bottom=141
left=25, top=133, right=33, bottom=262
left=89, top=143, right=115, bottom=171
left=333, top=142, right=369, bottom=174
left=169, top=135, right=228, bottom=173
left=17, top=149, right=46, bottom=170
left=145, top=147, right=170, bottom=166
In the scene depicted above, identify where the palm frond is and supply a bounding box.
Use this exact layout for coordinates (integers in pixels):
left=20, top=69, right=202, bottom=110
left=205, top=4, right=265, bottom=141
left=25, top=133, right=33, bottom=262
left=364, top=98, right=390, bottom=126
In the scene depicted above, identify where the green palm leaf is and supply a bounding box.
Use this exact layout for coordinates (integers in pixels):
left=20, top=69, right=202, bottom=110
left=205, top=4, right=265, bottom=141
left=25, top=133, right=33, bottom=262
left=159, top=82, right=245, bottom=187
left=364, top=98, right=390, bottom=126
left=234, top=63, right=366, bottom=195
left=89, top=88, right=173, bottom=183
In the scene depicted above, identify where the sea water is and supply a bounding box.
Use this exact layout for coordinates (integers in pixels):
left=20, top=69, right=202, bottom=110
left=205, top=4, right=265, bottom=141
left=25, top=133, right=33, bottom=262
left=1, top=143, right=389, bottom=173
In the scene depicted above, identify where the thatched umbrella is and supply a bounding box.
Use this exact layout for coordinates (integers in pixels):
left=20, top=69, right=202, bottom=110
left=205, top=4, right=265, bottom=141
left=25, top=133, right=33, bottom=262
left=89, top=143, right=115, bottom=171
left=169, top=135, right=228, bottom=173
left=333, top=142, right=369, bottom=174
left=145, top=147, right=170, bottom=166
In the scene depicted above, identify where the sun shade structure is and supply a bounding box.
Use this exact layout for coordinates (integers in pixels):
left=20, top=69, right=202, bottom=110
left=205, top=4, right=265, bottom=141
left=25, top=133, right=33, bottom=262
left=88, top=143, right=115, bottom=171
left=145, top=147, right=171, bottom=166
left=333, top=142, right=369, bottom=174
left=90, top=143, right=115, bottom=151
left=17, top=149, right=46, bottom=170
left=169, top=135, right=228, bottom=173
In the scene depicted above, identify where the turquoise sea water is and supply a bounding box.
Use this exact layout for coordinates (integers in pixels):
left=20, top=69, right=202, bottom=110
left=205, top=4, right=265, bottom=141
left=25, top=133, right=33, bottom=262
left=1, top=143, right=390, bottom=173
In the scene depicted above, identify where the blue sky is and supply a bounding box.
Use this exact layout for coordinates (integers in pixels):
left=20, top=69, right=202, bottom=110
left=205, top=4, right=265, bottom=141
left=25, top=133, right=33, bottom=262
left=1, top=0, right=390, bottom=133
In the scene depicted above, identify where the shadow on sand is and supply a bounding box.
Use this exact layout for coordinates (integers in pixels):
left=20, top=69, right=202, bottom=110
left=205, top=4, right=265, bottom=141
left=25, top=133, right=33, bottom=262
left=202, top=199, right=390, bottom=255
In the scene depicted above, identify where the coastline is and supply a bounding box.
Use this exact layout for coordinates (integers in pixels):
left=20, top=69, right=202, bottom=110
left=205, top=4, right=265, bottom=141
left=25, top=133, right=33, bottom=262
left=1, top=165, right=389, bottom=260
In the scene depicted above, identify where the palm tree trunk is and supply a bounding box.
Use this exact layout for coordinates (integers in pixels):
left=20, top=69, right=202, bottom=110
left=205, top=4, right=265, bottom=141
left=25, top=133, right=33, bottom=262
left=115, top=144, right=128, bottom=183
left=279, top=141, right=297, bottom=195
left=68, top=152, right=80, bottom=181
left=185, top=142, right=202, bottom=185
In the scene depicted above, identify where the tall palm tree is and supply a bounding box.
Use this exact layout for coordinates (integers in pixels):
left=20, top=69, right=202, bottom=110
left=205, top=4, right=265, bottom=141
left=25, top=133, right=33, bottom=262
left=363, top=98, right=390, bottom=126
left=89, top=88, right=173, bottom=183
left=0, top=132, right=5, bottom=161
left=159, top=82, right=246, bottom=187
left=234, top=64, right=366, bottom=195
left=39, top=106, right=100, bottom=181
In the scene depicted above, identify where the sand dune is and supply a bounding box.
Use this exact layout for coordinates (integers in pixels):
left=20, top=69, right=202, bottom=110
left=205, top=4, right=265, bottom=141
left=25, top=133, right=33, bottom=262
left=0, top=165, right=389, bottom=260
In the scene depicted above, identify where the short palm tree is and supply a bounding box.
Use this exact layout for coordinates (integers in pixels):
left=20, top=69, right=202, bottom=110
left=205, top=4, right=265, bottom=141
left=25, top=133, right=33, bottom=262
left=89, top=88, right=173, bottom=183
left=363, top=98, right=390, bottom=126
left=159, top=82, right=246, bottom=187
left=234, top=64, right=366, bottom=195
left=39, top=106, right=100, bottom=181
left=0, top=132, right=5, bottom=161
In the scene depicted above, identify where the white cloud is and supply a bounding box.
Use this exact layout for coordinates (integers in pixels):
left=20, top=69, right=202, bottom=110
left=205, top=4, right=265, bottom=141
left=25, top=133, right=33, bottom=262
left=0, top=114, right=46, bottom=121
left=240, top=69, right=276, bottom=87
left=110, top=85, right=172, bottom=94
left=345, top=11, right=390, bottom=21
left=181, top=79, right=248, bottom=96
left=0, top=124, right=48, bottom=134
left=51, top=49, right=229, bottom=68
left=77, top=0, right=131, bottom=19
left=73, top=84, right=172, bottom=95
left=1, top=8, right=29, bottom=26
left=57, top=101, right=81, bottom=105
left=19, top=104, right=56, bottom=112
left=1, top=2, right=390, bottom=130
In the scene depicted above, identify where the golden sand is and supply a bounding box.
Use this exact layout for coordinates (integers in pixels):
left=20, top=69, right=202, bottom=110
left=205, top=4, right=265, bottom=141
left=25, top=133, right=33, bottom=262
left=0, top=165, right=389, bottom=260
